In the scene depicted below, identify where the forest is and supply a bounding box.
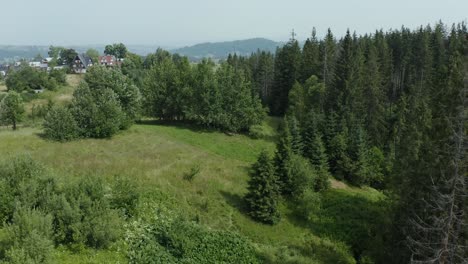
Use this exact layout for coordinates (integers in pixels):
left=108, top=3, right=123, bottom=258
left=0, top=21, right=466, bottom=264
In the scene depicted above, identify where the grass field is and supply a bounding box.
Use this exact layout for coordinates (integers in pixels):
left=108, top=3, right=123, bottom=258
left=0, top=77, right=386, bottom=263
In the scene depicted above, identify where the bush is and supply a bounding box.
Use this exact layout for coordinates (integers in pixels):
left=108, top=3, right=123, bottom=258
left=6, top=66, right=60, bottom=92
left=296, top=189, right=321, bottom=221
left=127, top=214, right=259, bottom=264
left=0, top=156, right=124, bottom=253
left=49, top=69, right=67, bottom=85
left=288, top=154, right=316, bottom=199
left=1, top=208, right=54, bottom=264
left=43, top=105, right=79, bottom=141
left=110, top=176, right=140, bottom=218
left=71, top=84, right=124, bottom=138
left=49, top=176, right=123, bottom=249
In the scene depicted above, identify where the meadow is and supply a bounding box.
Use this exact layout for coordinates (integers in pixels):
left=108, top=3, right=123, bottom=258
left=0, top=76, right=387, bottom=263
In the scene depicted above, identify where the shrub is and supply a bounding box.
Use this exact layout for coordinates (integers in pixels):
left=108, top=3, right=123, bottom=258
left=1, top=208, right=54, bottom=264
left=296, top=189, right=321, bottom=221
left=110, top=176, right=140, bottom=218
left=127, top=214, right=259, bottom=264
left=71, top=84, right=124, bottom=138
left=6, top=65, right=60, bottom=92
left=49, top=69, right=67, bottom=85
left=289, top=154, right=316, bottom=200
left=49, top=176, right=123, bottom=248
left=0, top=156, right=124, bottom=252
left=43, top=105, right=79, bottom=141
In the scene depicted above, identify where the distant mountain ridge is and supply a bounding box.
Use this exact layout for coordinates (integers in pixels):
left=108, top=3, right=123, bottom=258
left=0, top=38, right=282, bottom=62
left=171, top=38, right=281, bottom=60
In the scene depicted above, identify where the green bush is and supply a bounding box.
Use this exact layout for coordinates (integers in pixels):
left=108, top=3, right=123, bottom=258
left=1, top=208, right=54, bottom=264
left=110, top=176, right=140, bottom=218
left=43, top=105, right=79, bottom=141
left=0, top=156, right=124, bottom=254
left=49, top=69, right=67, bottom=85
left=127, top=215, right=259, bottom=264
left=296, top=189, right=321, bottom=221
left=71, top=84, right=124, bottom=138
left=49, top=176, right=123, bottom=249
left=289, top=154, right=316, bottom=199
left=5, top=66, right=59, bottom=92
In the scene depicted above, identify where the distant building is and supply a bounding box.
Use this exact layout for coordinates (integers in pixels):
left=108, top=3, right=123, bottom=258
left=98, top=55, right=122, bottom=67
left=73, top=54, right=93, bottom=73
left=29, top=61, right=49, bottom=71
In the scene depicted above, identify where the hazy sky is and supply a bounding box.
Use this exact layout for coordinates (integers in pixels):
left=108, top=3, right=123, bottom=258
left=1, top=0, right=466, bottom=47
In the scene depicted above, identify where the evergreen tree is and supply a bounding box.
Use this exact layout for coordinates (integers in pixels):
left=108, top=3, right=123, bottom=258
left=245, top=150, right=280, bottom=224
left=286, top=115, right=303, bottom=155
left=274, top=119, right=293, bottom=195
left=301, top=28, right=321, bottom=82
left=319, top=28, right=337, bottom=89
left=271, top=35, right=301, bottom=115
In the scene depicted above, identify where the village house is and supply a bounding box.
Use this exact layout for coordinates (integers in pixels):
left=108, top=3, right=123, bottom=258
left=98, top=55, right=122, bottom=67
left=73, top=53, right=93, bottom=73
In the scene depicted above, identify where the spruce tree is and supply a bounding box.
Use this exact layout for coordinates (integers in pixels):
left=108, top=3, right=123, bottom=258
left=274, top=119, right=293, bottom=195
left=301, top=28, right=320, bottom=82
left=271, top=34, right=301, bottom=115
left=319, top=28, right=337, bottom=89
left=286, top=115, right=303, bottom=155
left=245, top=150, right=280, bottom=224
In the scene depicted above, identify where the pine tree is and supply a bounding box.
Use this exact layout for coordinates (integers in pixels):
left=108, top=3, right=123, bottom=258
left=319, top=28, right=337, bottom=88
left=274, top=119, right=293, bottom=195
left=245, top=150, right=280, bottom=224
left=301, top=28, right=321, bottom=82
left=286, top=115, right=303, bottom=155
left=271, top=34, right=301, bottom=115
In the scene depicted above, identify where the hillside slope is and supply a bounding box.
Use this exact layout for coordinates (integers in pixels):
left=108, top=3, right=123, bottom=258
left=172, top=38, right=280, bottom=60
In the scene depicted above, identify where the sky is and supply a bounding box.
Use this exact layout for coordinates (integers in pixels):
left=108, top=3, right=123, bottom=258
left=0, top=0, right=466, bottom=47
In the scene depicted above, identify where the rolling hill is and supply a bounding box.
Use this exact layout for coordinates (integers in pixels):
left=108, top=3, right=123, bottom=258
left=171, top=38, right=281, bottom=60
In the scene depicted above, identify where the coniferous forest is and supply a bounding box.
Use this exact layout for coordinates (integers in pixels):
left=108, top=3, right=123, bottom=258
left=0, top=20, right=466, bottom=264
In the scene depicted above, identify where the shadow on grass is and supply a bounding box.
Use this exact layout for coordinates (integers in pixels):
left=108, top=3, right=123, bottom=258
left=137, top=119, right=226, bottom=134
left=219, top=190, right=248, bottom=215
left=285, top=189, right=389, bottom=260
left=137, top=119, right=279, bottom=143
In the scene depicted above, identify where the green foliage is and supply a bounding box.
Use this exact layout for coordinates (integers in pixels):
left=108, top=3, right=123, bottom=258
left=127, top=211, right=259, bottom=264
left=182, top=165, right=200, bottom=182
left=0, top=156, right=126, bottom=260
left=110, top=176, right=140, bottom=218
left=5, top=66, right=58, bottom=92
left=245, top=150, right=281, bottom=224
left=84, top=66, right=141, bottom=127
left=143, top=57, right=188, bottom=120
left=271, top=37, right=301, bottom=115
left=49, top=68, right=67, bottom=85
left=274, top=119, right=293, bottom=195
left=0, top=91, right=24, bottom=130
left=54, top=66, right=142, bottom=140
left=43, top=105, right=79, bottom=141
left=85, top=48, right=100, bottom=64
left=71, top=84, right=124, bottom=138
left=142, top=56, right=266, bottom=132
left=1, top=208, right=54, bottom=264
left=295, top=189, right=321, bottom=221
left=288, top=154, right=316, bottom=199
left=59, top=49, right=78, bottom=67
left=49, top=176, right=123, bottom=249
left=286, top=115, right=303, bottom=155
left=104, top=43, right=128, bottom=59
